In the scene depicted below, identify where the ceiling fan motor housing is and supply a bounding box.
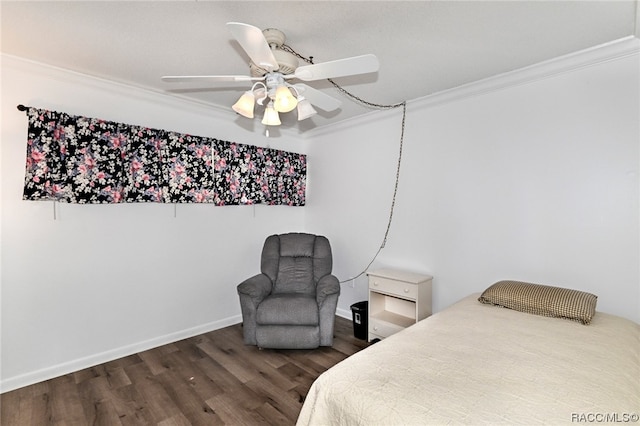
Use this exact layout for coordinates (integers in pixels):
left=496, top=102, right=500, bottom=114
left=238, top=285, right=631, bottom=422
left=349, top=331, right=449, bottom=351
left=250, top=48, right=299, bottom=76
left=263, top=28, right=286, bottom=48
left=249, top=28, right=299, bottom=77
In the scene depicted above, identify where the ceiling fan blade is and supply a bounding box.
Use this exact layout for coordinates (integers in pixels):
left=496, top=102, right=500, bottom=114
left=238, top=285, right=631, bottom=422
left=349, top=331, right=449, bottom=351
left=294, top=54, right=379, bottom=81
left=293, top=84, right=342, bottom=111
left=227, top=22, right=278, bottom=72
left=161, top=75, right=263, bottom=83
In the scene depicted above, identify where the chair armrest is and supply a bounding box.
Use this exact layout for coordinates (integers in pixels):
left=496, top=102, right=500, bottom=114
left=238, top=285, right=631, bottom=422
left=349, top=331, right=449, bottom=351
left=316, top=274, right=340, bottom=304
left=237, top=274, right=272, bottom=303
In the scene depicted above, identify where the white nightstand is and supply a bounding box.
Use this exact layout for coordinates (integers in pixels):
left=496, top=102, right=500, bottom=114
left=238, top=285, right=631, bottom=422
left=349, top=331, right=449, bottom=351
left=367, top=268, right=433, bottom=341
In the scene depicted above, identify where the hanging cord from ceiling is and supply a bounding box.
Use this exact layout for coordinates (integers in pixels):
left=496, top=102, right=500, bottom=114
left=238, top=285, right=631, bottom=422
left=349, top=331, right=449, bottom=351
left=281, top=44, right=407, bottom=283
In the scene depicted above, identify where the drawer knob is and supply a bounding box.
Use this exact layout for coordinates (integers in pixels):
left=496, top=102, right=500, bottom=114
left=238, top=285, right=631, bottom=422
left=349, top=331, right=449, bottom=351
left=404, top=288, right=409, bottom=293
left=374, top=281, right=379, bottom=286
left=374, top=326, right=378, bottom=331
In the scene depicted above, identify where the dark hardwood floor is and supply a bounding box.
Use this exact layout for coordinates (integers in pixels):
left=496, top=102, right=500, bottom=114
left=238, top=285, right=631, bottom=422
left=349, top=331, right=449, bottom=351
left=1, top=316, right=369, bottom=426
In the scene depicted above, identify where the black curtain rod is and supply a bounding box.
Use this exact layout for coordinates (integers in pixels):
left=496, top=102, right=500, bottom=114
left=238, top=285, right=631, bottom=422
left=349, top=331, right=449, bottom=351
left=17, top=104, right=28, bottom=111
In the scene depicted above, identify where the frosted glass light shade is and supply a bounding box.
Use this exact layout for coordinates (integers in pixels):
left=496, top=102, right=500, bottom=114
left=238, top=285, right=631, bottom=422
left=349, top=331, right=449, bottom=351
left=232, top=91, right=255, bottom=118
left=296, top=97, right=317, bottom=121
left=273, top=86, right=298, bottom=113
left=262, top=102, right=281, bottom=126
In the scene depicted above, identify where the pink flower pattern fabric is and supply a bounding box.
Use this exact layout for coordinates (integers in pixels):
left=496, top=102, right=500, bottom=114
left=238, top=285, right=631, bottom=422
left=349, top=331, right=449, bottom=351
left=22, top=107, right=306, bottom=206
left=213, top=142, right=306, bottom=206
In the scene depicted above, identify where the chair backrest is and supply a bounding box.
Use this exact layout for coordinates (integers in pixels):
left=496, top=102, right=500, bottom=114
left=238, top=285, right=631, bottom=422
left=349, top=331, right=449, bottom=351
left=261, top=233, right=333, bottom=295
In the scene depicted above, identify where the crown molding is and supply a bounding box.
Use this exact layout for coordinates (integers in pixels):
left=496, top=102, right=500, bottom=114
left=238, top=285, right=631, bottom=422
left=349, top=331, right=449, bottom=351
left=410, top=35, right=640, bottom=112
left=5, top=35, right=638, bottom=141
left=1, top=53, right=234, bottom=119
left=2, top=53, right=310, bottom=140
left=305, top=36, right=640, bottom=139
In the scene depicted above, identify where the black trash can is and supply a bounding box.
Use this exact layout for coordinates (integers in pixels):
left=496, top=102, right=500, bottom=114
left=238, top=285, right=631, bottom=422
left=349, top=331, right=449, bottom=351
left=350, top=301, right=368, bottom=340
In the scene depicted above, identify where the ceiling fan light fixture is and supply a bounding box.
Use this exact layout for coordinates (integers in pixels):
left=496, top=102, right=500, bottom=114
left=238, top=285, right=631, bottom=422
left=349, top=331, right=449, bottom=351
left=262, top=101, right=281, bottom=126
left=232, top=90, right=256, bottom=118
left=273, top=85, right=298, bottom=113
left=296, top=97, right=317, bottom=121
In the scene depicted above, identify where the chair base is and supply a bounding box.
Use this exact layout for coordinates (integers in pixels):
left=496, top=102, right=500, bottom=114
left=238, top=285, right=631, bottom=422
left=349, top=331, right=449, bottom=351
left=256, top=324, right=320, bottom=349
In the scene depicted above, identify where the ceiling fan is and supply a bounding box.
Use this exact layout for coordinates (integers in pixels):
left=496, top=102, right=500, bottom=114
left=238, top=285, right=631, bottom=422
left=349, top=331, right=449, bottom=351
left=162, top=22, right=380, bottom=126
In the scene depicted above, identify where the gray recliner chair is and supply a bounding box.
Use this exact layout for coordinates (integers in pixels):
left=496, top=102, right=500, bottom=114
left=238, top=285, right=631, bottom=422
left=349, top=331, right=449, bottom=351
left=237, top=233, right=341, bottom=349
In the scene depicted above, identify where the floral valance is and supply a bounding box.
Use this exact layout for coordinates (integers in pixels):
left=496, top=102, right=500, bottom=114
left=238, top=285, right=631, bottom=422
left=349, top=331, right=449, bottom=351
left=22, top=107, right=306, bottom=206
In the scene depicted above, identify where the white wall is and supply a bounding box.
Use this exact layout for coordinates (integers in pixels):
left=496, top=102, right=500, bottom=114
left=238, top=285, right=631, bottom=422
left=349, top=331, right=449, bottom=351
left=0, top=55, right=307, bottom=392
left=306, top=38, right=640, bottom=324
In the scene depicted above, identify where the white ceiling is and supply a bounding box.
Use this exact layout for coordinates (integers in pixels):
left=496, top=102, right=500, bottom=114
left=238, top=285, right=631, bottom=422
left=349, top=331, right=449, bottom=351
left=2, top=1, right=638, bottom=132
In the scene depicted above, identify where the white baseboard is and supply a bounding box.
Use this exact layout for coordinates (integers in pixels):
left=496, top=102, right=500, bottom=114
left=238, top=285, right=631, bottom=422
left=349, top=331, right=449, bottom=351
left=336, top=307, right=353, bottom=320
left=0, top=315, right=242, bottom=394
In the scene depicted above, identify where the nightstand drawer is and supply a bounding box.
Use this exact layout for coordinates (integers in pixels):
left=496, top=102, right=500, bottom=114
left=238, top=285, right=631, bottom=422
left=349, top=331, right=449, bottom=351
left=369, top=318, right=404, bottom=338
left=369, top=276, right=417, bottom=300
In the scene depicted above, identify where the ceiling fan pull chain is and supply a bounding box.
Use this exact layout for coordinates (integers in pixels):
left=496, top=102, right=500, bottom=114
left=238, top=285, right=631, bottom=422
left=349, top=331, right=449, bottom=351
left=280, top=44, right=411, bottom=285
left=281, top=44, right=314, bottom=65
left=338, top=101, right=407, bottom=284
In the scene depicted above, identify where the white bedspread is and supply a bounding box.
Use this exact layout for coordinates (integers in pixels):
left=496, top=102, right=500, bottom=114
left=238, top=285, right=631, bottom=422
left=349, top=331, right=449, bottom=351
left=297, top=294, right=640, bottom=425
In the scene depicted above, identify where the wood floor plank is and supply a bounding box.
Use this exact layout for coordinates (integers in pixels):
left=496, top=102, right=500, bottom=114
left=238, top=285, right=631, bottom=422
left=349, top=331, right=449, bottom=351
left=277, top=362, right=317, bottom=390
left=111, top=384, right=157, bottom=426
left=232, top=348, right=299, bottom=393
left=72, top=365, right=104, bottom=385
left=196, top=340, right=259, bottom=384
left=287, top=384, right=310, bottom=407
left=157, top=412, right=195, bottom=426
left=153, top=369, right=221, bottom=426
left=103, top=354, right=143, bottom=371
left=1, top=389, right=34, bottom=425
left=193, top=356, right=254, bottom=400
left=1, top=316, right=368, bottom=425
left=172, top=337, right=209, bottom=363
left=244, top=374, right=302, bottom=421
left=122, top=362, right=183, bottom=424
left=286, top=353, right=339, bottom=379
left=255, top=401, right=291, bottom=425
left=76, top=375, right=114, bottom=424
left=194, top=357, right=266, bottom=413
left=104, top=366, right=133, bottom=390
left=29, top=392, right=52, bottom=426
left=48, top=374, right=88, bottom=425
left=160, top=351, right=225, bottom=401
left=204, top=393, right=271, bottom=425
left=137, top=345, right=177, bottom=376
left=88, top=398, right=125, bottom=426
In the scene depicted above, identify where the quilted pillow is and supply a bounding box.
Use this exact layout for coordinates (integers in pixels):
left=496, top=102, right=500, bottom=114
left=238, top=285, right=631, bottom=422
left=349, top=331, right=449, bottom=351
left=478, top=280, right=598, bottom=324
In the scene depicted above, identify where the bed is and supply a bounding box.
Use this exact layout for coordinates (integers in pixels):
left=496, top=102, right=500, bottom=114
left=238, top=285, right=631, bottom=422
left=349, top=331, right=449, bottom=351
left=297, top=281, right=640, bottom=425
